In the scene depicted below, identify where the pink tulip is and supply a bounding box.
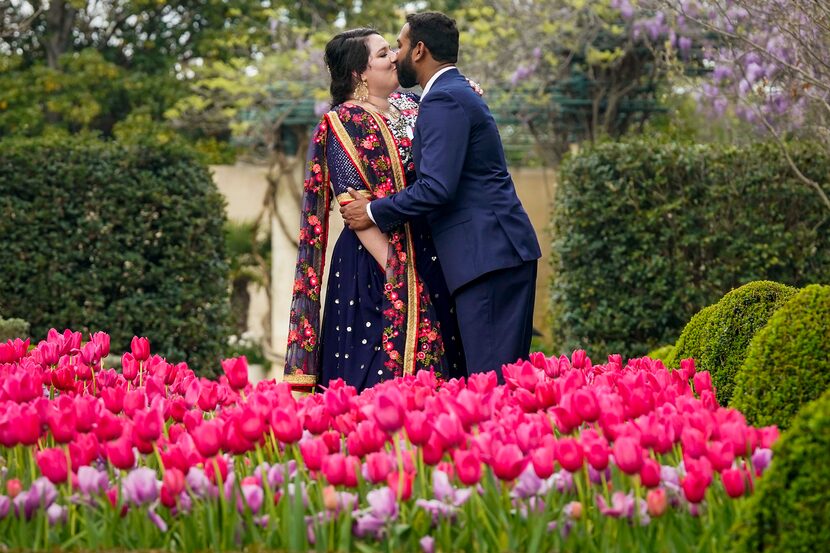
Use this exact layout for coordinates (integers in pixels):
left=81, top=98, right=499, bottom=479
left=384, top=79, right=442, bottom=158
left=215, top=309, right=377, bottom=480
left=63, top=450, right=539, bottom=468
left=639, top=457, right=661, bottom=488
left=721, top=468, right=746, bottom=498
left=556, top=437, right=584, bottom=473
left=322, top=453, right=346, bottom=486
left=706, top=440, right=735, bottom=472
left=191, top=421, right=222, bottom=458
left=221, top=357, right=249, bottom=391
left=271, top=407, right=302, bottom=444
left=693, top=371, right=713, bottom=396
left=531, top=446, right=555, bottom=479
left=130, top=336, right=150, bottom=361
left=584, top=438, right=610, bottom=471
left=433, top=412, right=464, bottom=450
left=453, top=449, right=482, bottom=485
left=372, top=387, right=405, bottom=433
left=613, top=436, right=643, bottom=475
left=681, top=470, right=709, bottom=503
left=365, top=452, right=393, bottom=484
left=133, top=408, right=163, bottom=443
left=404, top=410, right=432, bottom=446
left=573, top=388, right=600, bottom=422
left=37, top=448, right=69, bottom=484
left=492, top=443, right=526, bottom=481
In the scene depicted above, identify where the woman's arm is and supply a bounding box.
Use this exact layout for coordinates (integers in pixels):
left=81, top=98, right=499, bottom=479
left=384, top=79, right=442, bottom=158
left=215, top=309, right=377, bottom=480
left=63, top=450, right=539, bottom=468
left=354, top=226, right=388, bottom=267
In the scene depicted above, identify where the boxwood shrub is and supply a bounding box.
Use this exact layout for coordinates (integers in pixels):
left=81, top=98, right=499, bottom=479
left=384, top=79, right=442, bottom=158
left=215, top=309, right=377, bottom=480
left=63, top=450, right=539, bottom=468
left=0, top=136, right=230, bottom=375
left=690, top=281, right=796, bottom=405
left=732, top=388, right=830, bottom=553
left=731, top=284, right=830, bottom=429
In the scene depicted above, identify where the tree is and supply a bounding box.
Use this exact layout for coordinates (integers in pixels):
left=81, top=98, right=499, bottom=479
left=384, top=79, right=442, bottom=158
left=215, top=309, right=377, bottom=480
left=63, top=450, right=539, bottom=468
left=453, top=0, right=706, bottom=165
left=655, top=0, right=830, bottom=212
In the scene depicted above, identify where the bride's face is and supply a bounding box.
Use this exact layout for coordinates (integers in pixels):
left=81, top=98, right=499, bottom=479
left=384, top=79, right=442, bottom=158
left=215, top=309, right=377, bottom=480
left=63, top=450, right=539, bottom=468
left=361, top=34, right=399, bottom=97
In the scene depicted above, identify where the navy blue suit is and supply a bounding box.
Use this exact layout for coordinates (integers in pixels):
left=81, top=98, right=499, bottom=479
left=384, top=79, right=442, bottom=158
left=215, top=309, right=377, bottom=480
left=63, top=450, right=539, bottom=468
left=371, top=68, right=541, bottom=377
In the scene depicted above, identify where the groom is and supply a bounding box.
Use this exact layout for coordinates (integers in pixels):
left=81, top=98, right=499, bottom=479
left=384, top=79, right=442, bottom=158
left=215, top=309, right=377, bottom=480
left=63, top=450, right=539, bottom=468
left=341, top=11, right=541, bottom=380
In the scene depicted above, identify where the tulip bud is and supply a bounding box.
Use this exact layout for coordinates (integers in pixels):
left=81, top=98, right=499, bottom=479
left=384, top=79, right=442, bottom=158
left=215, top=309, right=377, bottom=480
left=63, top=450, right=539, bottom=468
left=646, top=488, right=668, bottom=517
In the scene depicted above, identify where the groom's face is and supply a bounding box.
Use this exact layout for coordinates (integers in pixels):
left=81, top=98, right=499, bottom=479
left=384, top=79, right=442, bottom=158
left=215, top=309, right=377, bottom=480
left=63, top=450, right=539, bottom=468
left=395, top=24, right=419, bottom=89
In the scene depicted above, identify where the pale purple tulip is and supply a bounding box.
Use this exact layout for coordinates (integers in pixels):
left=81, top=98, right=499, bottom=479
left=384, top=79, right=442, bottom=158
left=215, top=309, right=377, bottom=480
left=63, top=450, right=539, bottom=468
left=415, top=499, right=458, bottom=524
left=46, top=503, right=67, bottom=526
left=122, top=467, right=159, bottom=506
left=78, top=466, right=109, bottom=496
left=186, top=467, right=211, bottom=497
left=751, top=448, right=773, bottom=475
left=239, top=484, right=264, bottom=514
left=420, top=536, right=435, bottom=553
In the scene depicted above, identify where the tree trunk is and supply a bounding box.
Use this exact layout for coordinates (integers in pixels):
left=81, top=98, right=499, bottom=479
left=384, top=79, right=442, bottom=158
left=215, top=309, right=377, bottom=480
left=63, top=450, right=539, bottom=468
left=42, top=1, right=76, bottom=69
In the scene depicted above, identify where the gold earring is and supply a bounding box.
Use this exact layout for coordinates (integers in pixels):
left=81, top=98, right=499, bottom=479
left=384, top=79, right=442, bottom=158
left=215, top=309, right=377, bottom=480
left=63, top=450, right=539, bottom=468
left=354, top=80, right=369, bottom=102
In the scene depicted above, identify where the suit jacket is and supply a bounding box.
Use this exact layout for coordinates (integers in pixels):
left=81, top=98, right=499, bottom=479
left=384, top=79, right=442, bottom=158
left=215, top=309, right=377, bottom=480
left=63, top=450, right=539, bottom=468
left=371, top=68, right=541, bottom=294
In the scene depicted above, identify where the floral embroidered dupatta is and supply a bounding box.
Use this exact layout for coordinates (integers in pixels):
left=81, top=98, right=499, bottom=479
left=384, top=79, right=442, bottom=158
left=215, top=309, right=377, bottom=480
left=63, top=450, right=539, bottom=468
left=284, top=103, right=444, bottom=390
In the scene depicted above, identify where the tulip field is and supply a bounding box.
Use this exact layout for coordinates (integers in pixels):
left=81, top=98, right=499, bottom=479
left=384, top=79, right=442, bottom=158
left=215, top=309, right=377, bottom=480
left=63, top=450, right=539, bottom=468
left=0, top=330, right=778, bottom=552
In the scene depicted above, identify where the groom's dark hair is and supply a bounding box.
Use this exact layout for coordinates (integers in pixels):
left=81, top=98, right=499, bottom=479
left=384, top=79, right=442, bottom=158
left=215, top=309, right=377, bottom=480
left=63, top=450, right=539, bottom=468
left=406, top=12, right=458, bottom=64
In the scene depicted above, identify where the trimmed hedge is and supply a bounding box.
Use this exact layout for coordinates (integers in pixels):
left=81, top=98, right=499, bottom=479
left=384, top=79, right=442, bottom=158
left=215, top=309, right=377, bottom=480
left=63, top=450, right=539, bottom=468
left=0, top=136, right=230, bottom=375
left=731, top=284, right=830, bottom=429
left=666, top=303, right=716, bottom=368
left=732, top=388, right=830, bottom=553
left=550, top=140, right=830, bottom=358
left=645, top=344, right=675, bottom=363
left=691, top=281, right=797, bottom=405
left=0, top=314, right=29, bottom=342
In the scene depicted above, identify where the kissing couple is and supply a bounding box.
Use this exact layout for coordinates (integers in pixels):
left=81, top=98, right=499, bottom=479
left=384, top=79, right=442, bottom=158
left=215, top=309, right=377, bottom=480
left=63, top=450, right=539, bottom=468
left=284, top=12, right=541, bottom=393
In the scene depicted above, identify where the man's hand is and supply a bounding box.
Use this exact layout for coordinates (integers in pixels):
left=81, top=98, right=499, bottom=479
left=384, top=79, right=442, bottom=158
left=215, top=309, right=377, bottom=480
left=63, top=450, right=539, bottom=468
left=340, top=188, right=374, bottom=230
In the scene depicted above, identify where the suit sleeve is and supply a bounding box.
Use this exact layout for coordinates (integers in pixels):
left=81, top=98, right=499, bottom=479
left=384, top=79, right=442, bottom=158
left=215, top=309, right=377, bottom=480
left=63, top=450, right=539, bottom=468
left=370, top=91, right=470, bottom=232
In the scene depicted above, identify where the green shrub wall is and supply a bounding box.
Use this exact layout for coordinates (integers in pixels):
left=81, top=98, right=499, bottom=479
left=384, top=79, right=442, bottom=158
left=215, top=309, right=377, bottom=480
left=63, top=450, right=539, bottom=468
left=550, top=140, right=830, bottom=357
left=0, top=136, right=231, bottom=375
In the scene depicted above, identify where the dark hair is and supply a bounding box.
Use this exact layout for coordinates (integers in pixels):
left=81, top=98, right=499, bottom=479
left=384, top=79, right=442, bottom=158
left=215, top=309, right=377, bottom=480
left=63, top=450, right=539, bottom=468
left=406, top=12, right=459, bottom=64
left=325, top=28, right=378, bottom=107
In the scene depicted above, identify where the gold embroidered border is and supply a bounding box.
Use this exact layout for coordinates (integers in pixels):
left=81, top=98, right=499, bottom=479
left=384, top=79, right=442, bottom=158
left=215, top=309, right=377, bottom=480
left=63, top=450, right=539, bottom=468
left=282, top=373, right=317, bottom=385
left=368, top=111, right=420, bottom=377
left=336, top=189, right=373, bottom=205
left=326, top=112, right=374, bottom=192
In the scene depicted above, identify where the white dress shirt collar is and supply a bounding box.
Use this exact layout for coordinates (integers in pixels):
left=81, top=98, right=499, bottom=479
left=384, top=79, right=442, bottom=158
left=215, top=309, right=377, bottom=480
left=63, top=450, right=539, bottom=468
left=421, top=66, right=457, bottom=99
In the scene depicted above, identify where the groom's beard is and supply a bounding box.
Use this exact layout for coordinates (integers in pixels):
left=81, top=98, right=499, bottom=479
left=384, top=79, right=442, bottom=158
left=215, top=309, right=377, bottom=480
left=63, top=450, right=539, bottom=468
left=396, top=51, right=418, bottom=89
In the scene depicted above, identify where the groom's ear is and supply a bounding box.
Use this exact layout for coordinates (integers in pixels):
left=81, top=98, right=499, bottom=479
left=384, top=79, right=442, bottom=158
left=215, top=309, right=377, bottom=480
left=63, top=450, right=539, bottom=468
left=412, top=41, right=427, bottom=62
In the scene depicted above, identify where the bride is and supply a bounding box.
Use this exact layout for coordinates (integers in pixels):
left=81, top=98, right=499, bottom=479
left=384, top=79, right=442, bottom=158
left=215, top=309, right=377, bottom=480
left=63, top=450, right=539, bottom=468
left=283, top=28, right=465, bottom=392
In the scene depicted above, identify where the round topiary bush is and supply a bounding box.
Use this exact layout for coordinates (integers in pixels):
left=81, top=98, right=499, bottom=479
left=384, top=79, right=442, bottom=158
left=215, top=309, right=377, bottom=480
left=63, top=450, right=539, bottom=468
left=678, top=281, right=797, bottom=405
left=730, top=284, right=830, bottom=430
left=732, top=388, right=830, bottom=553
left=646, top=344, right=675, bottom=363
left=669, top=303, right=717, bottom=369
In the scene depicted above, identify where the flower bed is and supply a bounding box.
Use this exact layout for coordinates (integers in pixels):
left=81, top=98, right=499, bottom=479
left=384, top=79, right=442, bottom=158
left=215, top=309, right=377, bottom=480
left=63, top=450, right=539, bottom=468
left=0, top=331, right=778, bottom=552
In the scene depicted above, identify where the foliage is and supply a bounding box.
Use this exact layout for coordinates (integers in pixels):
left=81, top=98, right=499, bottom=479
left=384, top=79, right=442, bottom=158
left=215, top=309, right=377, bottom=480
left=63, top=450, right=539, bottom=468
left=668, top=304, right=716, bottom=369
left=732, top=387, right=830, bottom=553
left=0, top=314, right=28, bottom=342
left=645, top=344, right=675, bottom=363
left=549, top=139, right=830, bottom=360
left=0, top=135, right=230, bottom=375
left=690, top=281, right=797, bottom=406
left=731, top=285, right=830, bottom=430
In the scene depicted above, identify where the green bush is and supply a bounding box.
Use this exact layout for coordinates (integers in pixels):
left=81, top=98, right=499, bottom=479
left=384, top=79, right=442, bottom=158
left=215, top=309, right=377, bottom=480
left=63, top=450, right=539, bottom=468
left=0, top=136, right=230, bottom=375
left=550, top=140, right=830, bottom=358
left=0, top=314, right=29, bottom=342
left=695, top=281, right=797, bottom=405
left=732, top=388, right=830, bottom=553
left=645, top=344, right=675, bottom=363
left=667, top=304, right=717, bottom=368
left=731, top=284, right=830, bottom=429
